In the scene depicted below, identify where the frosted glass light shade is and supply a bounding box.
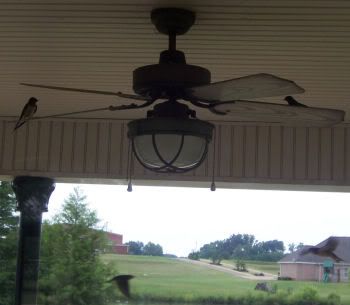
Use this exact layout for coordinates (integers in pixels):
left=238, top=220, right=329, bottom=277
left=128, top=118, right=214, bottom=173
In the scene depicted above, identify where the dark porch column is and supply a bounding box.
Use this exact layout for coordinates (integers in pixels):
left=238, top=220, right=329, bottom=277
left=12, top=176, right=55, bottom=305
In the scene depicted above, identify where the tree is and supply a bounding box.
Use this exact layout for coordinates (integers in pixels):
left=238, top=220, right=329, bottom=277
left=200, top=241, right=225, bottom=265
left=259, top=240, right=284, bottom=253
left=232, top=245, right=247, bottom=260
left=126, top=241, right=144, bottom=255
left=224, top=234, right=256, bottom=258
left=288, top=242, right=304, bottom=253
left=0, top=181, right=19, bottom=305
left=252, top=240, right=284, bottom=261
left=296, top=243, right=304, bottom=251
left=0, top=181, right=18, bottom=235
left=39, top=187, right=117, bottom=305
left=200, top=233, right=285, bottom=262
left=143, top=242, right=163, bottom=256
left=288, top=243, right=296, bottom=253
left=188, top=251, right=200, bottom=260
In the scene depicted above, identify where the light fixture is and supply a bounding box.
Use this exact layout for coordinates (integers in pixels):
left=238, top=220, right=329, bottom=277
left=127, top=100, right=214, bottom=173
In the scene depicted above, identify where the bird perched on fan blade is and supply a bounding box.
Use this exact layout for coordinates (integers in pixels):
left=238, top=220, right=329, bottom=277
left=14, top=97, right=38, bottom=131
left=300, top=237, right=343, bottom=262
left=107, top=274, right=134, bottom=298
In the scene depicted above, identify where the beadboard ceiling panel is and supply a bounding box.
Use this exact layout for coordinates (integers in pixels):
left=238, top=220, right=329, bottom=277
left=0, top=0, right=349, bottom=123
left=1, top=118, right=350, bottom=188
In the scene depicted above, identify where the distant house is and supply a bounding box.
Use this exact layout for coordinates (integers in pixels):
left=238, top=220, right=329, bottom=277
left=279, top=237, right=350, bottom=282
left=106, top=232, right=129, bottom=255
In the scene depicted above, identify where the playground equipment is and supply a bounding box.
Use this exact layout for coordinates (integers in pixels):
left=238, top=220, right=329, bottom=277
left=323, top=259, right=334, bottom=282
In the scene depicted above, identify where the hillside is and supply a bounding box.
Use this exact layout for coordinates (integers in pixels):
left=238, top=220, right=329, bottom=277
left=102, top=254, right=256, bottom=299
left=101, top=254, right=350, bottom=304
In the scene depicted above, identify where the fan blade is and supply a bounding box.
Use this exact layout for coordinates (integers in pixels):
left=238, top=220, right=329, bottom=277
left=186, top=73, right=305, bottom=102
left=210, top=100, right=344, bottom=127
left=20, top=83, right=147, bottom=101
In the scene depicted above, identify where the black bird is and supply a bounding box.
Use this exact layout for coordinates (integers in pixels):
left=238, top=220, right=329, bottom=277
left=300, top=237, right=343, bottom=262
left=14, top=97, right=38, bottom=131
left=285, top=96, right=307, bottom=107
left=107, top=274, right=134, bottom=298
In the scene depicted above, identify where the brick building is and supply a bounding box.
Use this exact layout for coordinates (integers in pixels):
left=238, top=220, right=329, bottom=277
left=106, top=232, right=129, bottom=255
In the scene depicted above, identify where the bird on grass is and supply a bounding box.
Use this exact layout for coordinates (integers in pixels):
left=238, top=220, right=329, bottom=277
left=14, top=97, right=38, bottom=131
left=300, top=237, right=343, bottom=262
left=107, top=274, right=134, bottom=298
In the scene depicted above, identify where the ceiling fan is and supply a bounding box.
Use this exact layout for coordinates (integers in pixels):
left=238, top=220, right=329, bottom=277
left=19, top=8, right=345, bottom=174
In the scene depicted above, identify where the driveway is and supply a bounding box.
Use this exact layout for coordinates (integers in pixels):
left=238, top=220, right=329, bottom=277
left=179, top=258, right=277, bottom=280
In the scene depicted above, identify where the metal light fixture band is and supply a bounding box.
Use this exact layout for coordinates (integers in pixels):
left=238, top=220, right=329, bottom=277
left=151, top=133, right=185, bottom=172
left=128, top=117, right=214, bottom=138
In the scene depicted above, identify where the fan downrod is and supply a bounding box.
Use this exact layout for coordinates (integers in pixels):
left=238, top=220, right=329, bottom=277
left=133, top=7, right=210, bottom=99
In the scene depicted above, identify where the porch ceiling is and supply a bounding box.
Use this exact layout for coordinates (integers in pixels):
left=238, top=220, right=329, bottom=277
left=0, top=0, right=350, bottom=123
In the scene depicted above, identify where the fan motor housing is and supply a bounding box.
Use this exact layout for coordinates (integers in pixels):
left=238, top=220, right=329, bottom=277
left=133, top=63, right=211, bottom=98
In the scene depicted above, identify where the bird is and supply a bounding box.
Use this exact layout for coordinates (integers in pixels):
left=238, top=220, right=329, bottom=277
left=285, top=96, right=307, bottom=107
left=300, top=237, right=343, bottom=262
left=107, top=274, right=134, bottom=298
left=14, top=97, right=38, bottom=131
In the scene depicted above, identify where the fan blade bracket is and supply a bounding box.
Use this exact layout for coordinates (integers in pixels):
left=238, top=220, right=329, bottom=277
left=208, top=101, right=235, bottom=115
left=109, top=104, right=138, bottom=111
left=187, top=98, right=221, bottom=109
left=108, top=99, right=156, bottom=111
left=209, top=107, right=227, bottom=115
left=285, top=96, right=308, bottom=108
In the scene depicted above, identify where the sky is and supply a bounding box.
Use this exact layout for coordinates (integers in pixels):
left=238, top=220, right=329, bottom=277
left=44, top=183, right=350, bottom=257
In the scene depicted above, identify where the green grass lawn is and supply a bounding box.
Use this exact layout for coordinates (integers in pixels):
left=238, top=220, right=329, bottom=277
left=102, top=254, right=350, bottom=304
left=102, top=254, right=256, bottom=299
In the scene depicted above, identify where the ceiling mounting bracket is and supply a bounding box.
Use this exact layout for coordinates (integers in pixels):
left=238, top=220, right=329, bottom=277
left=151, top=8, right=196, bottom=36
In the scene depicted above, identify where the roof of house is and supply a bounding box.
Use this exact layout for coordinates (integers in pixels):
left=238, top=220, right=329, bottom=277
left=106, top=232, right=123, bottom=238
left=279, top=237, right=350, bottom=264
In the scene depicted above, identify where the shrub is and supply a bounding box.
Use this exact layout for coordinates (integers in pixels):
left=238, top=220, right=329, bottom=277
left=292, top=287, right=320, bottom=305
left=132, top=288, right=341, bottom=305
left=235, top=259, right=247, bottom=272
left=326, top=293, right=341, bottom=305
left=278, top=276, right=293, bottom=281
left=188, top=251, right=200, bottom=260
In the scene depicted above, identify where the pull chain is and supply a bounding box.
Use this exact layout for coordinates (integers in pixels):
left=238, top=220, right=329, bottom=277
left=127, top=139, right=133, bottom=192
left=211, top=128, right=216, bottom=191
